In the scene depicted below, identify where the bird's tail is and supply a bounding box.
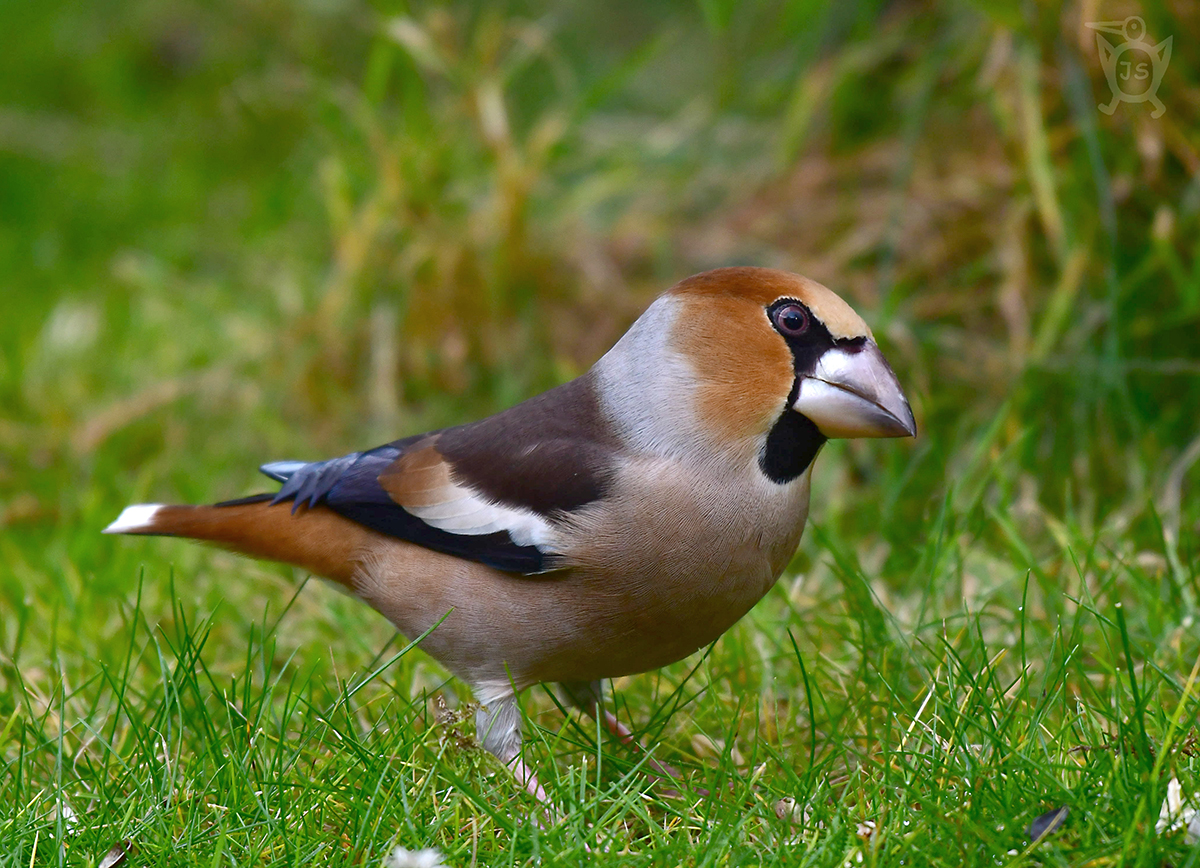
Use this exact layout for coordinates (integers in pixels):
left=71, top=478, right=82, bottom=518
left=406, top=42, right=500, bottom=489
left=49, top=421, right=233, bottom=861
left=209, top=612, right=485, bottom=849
left=103, top=496, right=374, bottom=587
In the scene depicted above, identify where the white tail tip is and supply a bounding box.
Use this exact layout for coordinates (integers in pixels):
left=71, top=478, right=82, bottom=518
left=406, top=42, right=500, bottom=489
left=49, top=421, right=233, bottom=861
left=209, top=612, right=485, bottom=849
left=103, top=504, right=164, bottom=534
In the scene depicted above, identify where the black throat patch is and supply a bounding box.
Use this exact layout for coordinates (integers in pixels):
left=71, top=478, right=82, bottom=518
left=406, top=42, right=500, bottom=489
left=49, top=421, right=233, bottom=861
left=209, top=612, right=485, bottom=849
left=760, top=409, right=825, bottom=484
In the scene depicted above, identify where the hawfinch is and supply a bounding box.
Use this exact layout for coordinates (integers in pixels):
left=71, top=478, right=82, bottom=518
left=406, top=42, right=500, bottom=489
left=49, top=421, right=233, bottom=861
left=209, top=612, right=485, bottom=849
left=105, top=266, right=915, bottom=801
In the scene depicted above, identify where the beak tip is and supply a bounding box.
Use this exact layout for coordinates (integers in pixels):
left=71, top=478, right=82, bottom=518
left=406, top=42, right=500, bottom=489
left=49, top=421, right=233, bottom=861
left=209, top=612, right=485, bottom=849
left=881, top=409, right=916, bottom=439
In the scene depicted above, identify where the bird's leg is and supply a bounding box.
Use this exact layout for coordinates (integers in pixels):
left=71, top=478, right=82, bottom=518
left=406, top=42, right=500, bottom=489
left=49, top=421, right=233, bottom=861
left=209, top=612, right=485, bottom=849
left=474, top=693, right=551, bottom=806
left=559, top=680, right=685, bottom=787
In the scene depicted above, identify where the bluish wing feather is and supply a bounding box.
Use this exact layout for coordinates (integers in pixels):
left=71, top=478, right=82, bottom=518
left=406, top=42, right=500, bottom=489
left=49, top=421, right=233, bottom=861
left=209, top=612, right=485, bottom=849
left=268, top=452, right=365, bottom=510
left=259, top=461, right=308, bottom=483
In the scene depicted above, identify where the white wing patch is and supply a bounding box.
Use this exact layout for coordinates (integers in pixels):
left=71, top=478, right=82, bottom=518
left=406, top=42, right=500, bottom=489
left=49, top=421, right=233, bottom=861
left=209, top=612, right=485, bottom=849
left=380, top=440, right=559, bottom=552
left=403, top=482, right=556, bottom=549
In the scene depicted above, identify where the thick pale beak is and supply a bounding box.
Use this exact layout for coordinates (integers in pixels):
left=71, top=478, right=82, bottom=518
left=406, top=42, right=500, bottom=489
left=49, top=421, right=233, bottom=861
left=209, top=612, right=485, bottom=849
left=792, top=343, right=916, bottom=439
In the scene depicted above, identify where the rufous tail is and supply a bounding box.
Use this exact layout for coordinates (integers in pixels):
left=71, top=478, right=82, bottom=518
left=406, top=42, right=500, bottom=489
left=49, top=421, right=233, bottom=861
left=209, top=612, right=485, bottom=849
left=103, top=498, right=375, bottom=587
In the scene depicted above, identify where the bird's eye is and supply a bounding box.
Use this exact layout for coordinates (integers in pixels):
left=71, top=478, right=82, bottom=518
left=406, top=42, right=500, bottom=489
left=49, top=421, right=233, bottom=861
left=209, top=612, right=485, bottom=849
left=772, top=303, right=809, bottom=337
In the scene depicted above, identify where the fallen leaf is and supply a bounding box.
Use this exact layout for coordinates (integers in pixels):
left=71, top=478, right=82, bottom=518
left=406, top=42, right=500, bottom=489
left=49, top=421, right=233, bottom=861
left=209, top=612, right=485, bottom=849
left=98, top=841, right=132, bottom=868
left=1028, top=806, right=1068, bottom=842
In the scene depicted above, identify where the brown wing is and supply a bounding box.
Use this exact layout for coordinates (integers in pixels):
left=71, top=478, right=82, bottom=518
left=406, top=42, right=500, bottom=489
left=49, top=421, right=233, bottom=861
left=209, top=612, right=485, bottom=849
left=262, top=373, right=620, bottom=574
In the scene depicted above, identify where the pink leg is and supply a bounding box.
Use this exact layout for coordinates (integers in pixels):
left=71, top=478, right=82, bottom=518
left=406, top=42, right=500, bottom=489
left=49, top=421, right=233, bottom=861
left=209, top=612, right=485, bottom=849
left=507, top=754, right=550, bottom=805
left=598, top=708, right=685, bottom=782
left=561, top=680, right=699, bottom=796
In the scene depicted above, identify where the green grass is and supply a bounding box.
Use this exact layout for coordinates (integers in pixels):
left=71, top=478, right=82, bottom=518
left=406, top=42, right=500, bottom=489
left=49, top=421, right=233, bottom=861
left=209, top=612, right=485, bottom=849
left=3, top=0, right=1200, bottom=865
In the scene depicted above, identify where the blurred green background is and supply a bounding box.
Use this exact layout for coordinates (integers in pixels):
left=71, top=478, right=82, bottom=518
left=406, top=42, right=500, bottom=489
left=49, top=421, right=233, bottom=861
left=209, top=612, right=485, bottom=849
left=3, top=0, right=1200, bottom=864
left=4, top=0, right=1199, bottom=515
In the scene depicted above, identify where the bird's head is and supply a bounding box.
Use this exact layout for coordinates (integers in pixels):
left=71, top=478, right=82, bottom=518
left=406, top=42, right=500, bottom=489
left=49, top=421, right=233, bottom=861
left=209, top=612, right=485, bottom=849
left=595, top=267, right=915, bottom=481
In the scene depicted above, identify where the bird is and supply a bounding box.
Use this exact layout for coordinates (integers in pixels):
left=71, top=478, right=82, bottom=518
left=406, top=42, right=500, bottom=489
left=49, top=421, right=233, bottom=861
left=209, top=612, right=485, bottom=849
left=104, top=266, right=915, bottom=803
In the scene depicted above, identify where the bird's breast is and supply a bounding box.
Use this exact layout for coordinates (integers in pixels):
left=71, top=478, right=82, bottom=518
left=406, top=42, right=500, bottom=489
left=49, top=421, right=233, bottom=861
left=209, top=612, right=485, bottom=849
left=531, top=458, right=813, bottom=681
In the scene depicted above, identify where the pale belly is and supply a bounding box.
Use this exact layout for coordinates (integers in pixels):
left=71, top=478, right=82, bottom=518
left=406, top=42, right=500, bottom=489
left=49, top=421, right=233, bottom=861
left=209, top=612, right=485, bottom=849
left=350, top=465, right=812, bottom=690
